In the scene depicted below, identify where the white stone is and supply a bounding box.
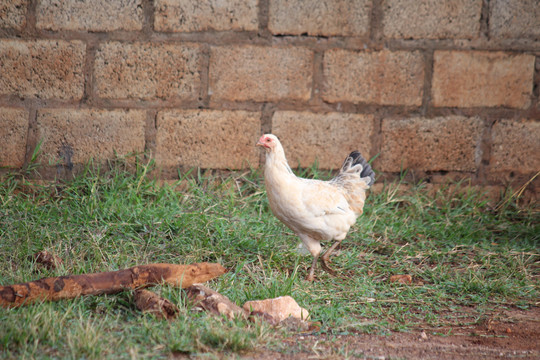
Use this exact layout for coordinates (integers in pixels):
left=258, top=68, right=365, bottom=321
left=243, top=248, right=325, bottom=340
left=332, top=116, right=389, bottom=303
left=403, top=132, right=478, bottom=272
left=243, top=296, right=309, bottom=322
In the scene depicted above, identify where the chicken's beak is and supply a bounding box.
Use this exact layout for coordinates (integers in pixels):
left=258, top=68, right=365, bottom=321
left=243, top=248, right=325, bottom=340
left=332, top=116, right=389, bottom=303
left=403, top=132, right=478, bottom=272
left=256, top=136, right=268, bottom=149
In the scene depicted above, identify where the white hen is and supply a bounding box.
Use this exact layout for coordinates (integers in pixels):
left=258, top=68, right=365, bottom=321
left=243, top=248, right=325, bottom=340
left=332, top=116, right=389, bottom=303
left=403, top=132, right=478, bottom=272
left=257, top=134, right=375, bottom=281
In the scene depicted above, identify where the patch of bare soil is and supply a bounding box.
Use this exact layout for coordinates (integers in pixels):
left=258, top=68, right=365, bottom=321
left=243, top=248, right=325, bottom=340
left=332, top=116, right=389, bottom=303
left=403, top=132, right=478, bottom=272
left=244, top=307, right=540, bottom=359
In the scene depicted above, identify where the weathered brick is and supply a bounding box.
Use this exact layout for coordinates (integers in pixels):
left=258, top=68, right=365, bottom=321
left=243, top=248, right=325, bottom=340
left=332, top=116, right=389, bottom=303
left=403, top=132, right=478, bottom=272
left=155, top=0, right=258, bottom=32
left=35, top=109, right=145, bottom=165
left=382, top=0, right=482, bottom=39
left=155, top=110, right=260, bottom=169
left=490, top=0, right=540, bottom=39
left=0, top=0, right=27, bottom=30
left=268, top=0, right=371, bottom=37
left=209, top=45, right=313, bottom=102
left=490, top=120, right=540, bottom=173
left=0, top=40, right=85, bottom=100
left=94, top=42, right=202, bottom=100
left=432, top=51, right=535, bottom=109
left=272, top=111, right=373, bottom=169
left=323, top=49, right=424, bottom=106
left=36, top=0, right=143, bottom=31
left=379, top=116, right=483, bottom=172
left=0, top=107, right=28, bottom=168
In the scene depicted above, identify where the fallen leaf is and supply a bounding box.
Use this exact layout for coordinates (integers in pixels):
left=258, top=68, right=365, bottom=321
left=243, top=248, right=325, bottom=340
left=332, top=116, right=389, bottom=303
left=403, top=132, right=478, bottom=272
left=389, top=274, right=412, bottom=284
left=33, top=250, right=63, bottom=270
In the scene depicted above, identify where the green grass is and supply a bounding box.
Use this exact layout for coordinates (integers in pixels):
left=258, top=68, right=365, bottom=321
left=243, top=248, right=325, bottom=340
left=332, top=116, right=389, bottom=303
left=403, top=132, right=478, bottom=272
left=0, top=156, right=538, bottom=359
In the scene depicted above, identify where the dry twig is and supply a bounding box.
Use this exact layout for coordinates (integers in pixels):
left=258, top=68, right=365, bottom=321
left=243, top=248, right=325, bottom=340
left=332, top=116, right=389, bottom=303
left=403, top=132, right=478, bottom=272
left=0, top=262, right=226, bottom=308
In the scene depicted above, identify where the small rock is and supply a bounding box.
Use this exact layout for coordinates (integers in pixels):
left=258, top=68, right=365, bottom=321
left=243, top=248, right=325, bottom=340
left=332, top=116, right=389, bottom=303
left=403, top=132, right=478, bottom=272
left=419, top=330, right=428, bottom=340
left=389, top=274, right=412, bottom=284
left=243, top=296, right=309, bottom=322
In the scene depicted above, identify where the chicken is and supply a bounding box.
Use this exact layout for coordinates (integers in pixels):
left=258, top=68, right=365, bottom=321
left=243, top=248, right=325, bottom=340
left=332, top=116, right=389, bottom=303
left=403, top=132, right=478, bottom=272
left=256, top=134, right=375, bottom=281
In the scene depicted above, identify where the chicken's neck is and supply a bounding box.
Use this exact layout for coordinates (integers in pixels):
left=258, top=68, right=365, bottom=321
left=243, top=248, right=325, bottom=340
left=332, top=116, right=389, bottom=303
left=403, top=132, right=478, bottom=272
left=264, top=148, right=297, bottom=185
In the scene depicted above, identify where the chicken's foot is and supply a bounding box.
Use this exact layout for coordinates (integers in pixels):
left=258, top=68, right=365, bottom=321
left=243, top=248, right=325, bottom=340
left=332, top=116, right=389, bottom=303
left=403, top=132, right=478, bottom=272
left=320, top=258, right=338, bottom=276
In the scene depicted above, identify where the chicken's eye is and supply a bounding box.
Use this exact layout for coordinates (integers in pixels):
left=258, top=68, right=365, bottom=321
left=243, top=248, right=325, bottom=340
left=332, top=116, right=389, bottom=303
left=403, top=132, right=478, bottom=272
left=266, top=138, right=271, bottom=142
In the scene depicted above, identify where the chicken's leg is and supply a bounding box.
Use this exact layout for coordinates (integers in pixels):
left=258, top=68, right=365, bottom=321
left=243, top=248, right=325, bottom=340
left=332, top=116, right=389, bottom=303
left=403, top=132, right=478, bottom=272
left=320, top=240, right=342, bottom=276
left=306, top=255, right=319, bottom=281
left=300, top=234, right=322, bottom=281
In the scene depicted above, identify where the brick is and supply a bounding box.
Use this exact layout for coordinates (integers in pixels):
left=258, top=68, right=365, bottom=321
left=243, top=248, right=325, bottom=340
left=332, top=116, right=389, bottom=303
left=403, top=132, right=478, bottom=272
left=94, top=42, right=202, bottom=100
left=432, top=51, right=535, bottom=109
left=36, top=0, right=143, bottom=31
left=268, top=0, right=370, bottom=37
left=379, top=116, right=483, bottom=172
left=382, top=0, right=482, bottom=39
left=155, top=0, right=258, bottom=32
left=155, top=110, right=260, bottom=169
left=323, top=49, right=424, bottom=106
left=272, top=111, right=373, bottom=169
left=0, top=40, right=85, bottom=100
left=490, top=120, right=540, bottom=173
left=0, top=108, right=28, bottom=168
left=209, top=45, right=313, bottom=102
left=490, top=0, right=540, bottom=39
left=35, top=109, right=145, bottom=165
left=0, top=0, right=27, bottom=30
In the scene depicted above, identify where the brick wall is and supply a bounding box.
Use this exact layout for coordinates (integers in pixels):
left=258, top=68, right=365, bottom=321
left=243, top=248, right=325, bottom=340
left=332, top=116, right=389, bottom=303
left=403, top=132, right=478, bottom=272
left=1, top=0, right=539, bottom=192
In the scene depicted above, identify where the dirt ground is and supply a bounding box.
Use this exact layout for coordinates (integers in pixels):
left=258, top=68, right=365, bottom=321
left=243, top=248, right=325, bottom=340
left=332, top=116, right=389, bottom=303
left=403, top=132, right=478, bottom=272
left=243, top=306, right=540, bottom=359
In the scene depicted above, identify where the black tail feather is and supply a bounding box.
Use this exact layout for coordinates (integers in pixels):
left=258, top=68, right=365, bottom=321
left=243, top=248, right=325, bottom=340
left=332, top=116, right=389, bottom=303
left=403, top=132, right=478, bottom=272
left=345, top=151, right=375, bottom=186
